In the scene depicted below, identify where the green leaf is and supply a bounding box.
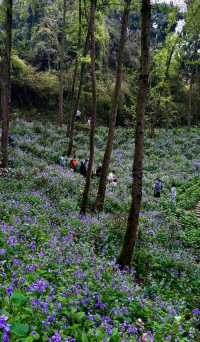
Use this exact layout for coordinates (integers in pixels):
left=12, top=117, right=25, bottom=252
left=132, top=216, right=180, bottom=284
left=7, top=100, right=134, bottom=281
left=96, top=327, right=105, bottom=341
left=11, top=291, right=27, bottom=306
left=110, top=328, right=120, bottom=342
left=11, top=322, right=29, bottom=337
left=81, top=331, right=89, bottom=342
left=80, top=55, right=91, bottom=64
left=73, top=311, right=85, bottom=322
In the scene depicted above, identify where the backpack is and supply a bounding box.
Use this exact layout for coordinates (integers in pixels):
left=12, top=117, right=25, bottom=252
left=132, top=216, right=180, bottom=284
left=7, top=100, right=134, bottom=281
left=70, top=159, right=78, bottom=169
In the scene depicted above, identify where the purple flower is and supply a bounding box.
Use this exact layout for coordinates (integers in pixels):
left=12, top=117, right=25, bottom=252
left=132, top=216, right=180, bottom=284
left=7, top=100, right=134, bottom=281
left=6, top=287, right=13, bottom=296
left=94, top=295, right=106, bottom=310
left=29, top=241, right=36, bottom=251
left=127, top=325, right=138, bottom=334
left=142, top=332, right=154, bottom=342
left=63, top=233, right=73, bottom=243
left=38, top=250, right=45, bottom=257
left=12, top=258, right=21, bottom=266
left=31, top=299, right=40, bottom=307
left=0, top=315, right=10, bottom=341
left=1, top=224, right=7, bottom=233
left=104, top=324, right=113, bottom=335
left=0, top=248, right=6, bottom=256
left=2, top=331, right=10, bottom=342
left=29, top=279, right=48, bottom=293
left=42, top=314, right=56, bottom=327
left=7, top=236, right=17, bottom=246
left=26, top=264, right=37, bottom=272
left=0, top=316, right=10, bottom=333
left=192, top=308, right=200, bottom=315
left=73, top=270, right=85, bottom=279
left=49, top=332, right=62, bottom=342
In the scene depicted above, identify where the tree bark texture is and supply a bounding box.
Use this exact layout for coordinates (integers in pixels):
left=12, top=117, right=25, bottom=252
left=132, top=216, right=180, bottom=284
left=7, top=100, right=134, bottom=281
left=117, top=0, right=151, bottom=267
left=1, top=0, right=13, bottom=168
left=80, top=0, right=97, bottom=215
left=188, top=74, right=193, bottom=127
left=95, top=0, right=132, bottom=211
left=58, top=0, right=67, bottom=126
left=70, top=0, right=82, bottom=104
left=67, top=9, right=93, bottom=157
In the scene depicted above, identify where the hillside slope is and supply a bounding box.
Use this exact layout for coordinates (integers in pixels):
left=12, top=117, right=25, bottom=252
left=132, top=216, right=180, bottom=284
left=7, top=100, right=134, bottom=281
left=0, top=119, right=200, bottom=341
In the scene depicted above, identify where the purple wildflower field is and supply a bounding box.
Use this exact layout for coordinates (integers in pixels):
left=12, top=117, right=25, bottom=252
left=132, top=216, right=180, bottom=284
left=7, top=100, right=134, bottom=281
left=0, top=120, right=199, bottom=341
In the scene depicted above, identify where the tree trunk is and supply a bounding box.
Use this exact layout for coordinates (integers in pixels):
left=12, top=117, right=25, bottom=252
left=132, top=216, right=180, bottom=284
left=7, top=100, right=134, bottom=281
left=151, top=36, right=178, bottom=133
left=58, top=0, right=67, bottom=126
left=1, top=0, right=13, bottom=169
left=67, top=10, right=93, bottom=157
left=188, top=75, right=193, bottom=127
left=67, top=0, right=82, bottom=136
left=80, top=0, right=97, bottom=215
left=83, top=0, right=89, bottom=22
left=95, top=0, right=131, bottom=211
left=70, top=0, right=82, bottom=104
left=117, top=0, right=151, bottom=267
left=165, top=37, right=179, bottom=81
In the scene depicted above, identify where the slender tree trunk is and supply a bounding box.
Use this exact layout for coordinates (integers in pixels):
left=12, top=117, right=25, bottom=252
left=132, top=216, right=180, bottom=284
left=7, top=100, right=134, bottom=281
left=80, top=0, right=97, bottom=215
left=1, top=0, right=12, bottom=169
left=70, top=0, right=82, bottom=103
left=67, top=11, right=92, bottom=157
left=83, top=0, right=89, bottom=22
left=188, top=75, right=193, bottom=127
left=94, top=0, right=131, bottom=211
left=165, top=37, right=179, bottom=81
left=151, top=37, right=178, bottom=133
left=67, top=0, right=82, bottom=135
left=149, top=113, right=155, bottom=138
left=58, top=0, right=67, bottom=126
left=117, top=0, right=151, bottom=267
left=194, top=63, right=198, bottom=125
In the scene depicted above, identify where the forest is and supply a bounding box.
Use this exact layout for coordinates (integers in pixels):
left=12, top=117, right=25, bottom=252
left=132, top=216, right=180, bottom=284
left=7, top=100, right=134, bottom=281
left=0, top=0, right=200, bottom=341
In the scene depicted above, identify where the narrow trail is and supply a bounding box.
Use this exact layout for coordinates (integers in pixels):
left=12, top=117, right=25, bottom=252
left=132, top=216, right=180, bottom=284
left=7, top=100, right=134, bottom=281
left=196, top=201, right=200, bottom=220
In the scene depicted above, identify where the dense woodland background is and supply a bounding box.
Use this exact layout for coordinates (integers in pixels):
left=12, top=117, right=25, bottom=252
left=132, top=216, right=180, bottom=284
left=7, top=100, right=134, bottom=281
left=0, top=0, right=200, bottom=127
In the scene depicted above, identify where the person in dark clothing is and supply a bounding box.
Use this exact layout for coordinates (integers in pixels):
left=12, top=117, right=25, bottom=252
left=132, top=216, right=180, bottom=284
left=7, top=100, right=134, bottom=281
left=96, top=165, right=102, bottom=177
left=80, top=161, right=87, bottom=177
left=8, top=136, right=15, bottom=147
left=154, top=178, right=163, bottom=198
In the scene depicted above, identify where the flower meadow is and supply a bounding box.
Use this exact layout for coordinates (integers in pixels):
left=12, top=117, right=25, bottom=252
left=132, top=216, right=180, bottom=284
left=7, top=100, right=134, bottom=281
left=0, top=119, right=200, bottom=341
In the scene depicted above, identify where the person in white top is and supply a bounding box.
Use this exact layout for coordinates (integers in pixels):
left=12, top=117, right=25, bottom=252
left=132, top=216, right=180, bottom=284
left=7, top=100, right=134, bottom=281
left=76, top=109, right=81, bottom=121
left=171, top=182, right=176, bottom=204
left=59, top=156, right=66, bottom=167
left=87, top=117, right=91, bottom=127
left=108, top=171, right=118, bottom=186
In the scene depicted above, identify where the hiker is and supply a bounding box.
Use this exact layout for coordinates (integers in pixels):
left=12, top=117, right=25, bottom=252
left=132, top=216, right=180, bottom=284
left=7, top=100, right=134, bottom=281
left=75, top=109, right=81, bottom=121
left=8, top=136, right=15, bottom=147
left=96, top=165, right=102, bottom=177
left=87, top=117, right=91, bottom=127
left=59, top=156, right=66, bottom=167
left=154, top=178, right=162, bottom=198
left=108, top=171, right=117, bottom=186
left=80, top=160, right=87, bottom=177
left=171, top=182, right=176, bottom=205
left=70, top=155, right=78, bottom=171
